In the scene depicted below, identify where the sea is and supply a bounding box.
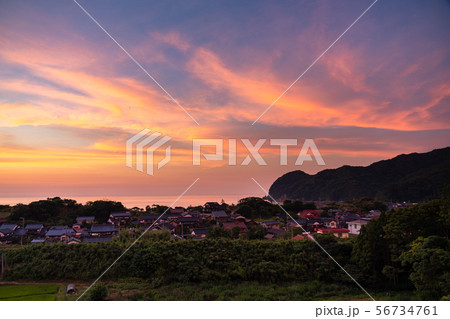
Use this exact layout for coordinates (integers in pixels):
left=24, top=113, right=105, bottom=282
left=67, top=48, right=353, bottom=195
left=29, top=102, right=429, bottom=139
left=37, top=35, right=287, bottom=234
left=0, top=194, right=255, bottom=209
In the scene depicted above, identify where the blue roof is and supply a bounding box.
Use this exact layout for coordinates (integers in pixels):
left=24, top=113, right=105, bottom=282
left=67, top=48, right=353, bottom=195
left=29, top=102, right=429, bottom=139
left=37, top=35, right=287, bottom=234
left=110, top=212, right=131, bottom=218
left=178, top=216, right=199, bottom=223
left=291, top=219, right=307, bottom=225
left=0, top=223, right=17, bottom=230
left=90, top=224, right=117, bottom=232
left=157, top=222, right=175, bottom=230
left=212, top=210, right=228, bottom=218
left=0, top=228, right=13, bottom=235
left=192, top=228, right=209, bottom=235
left=49, top=225, right=67, bottom=230
left=46, top=228, right=74, bottom=237
left=13, top=228, right=26, bottom=236
left=25, top=224, right=44, bottom=230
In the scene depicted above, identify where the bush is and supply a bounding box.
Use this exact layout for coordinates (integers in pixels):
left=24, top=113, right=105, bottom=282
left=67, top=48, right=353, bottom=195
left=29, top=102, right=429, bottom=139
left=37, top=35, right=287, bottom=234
left=87, top=283, right=108, bottom=301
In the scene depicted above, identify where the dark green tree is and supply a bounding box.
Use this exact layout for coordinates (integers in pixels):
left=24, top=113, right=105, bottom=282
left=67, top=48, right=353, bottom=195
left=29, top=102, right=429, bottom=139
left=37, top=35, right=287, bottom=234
left=87, top=282, right=108, bottom=301
left=399, top=236, right=450, bottom=300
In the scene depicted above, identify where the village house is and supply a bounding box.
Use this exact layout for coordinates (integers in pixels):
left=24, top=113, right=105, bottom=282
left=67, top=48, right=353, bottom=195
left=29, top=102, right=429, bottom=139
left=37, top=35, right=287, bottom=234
left=323, top=219, right=338, bottom=229
left=316, top=228, right=350, bottom=238
left=291, top=234, right=313, bottom=240
left=155, top=222, right=176, bottom=233
left=72, top=224, right=86, bottom=238
left=25, top=224, right=45, bottom=236
left=298, top=210, right=320, bottom=219
left=0, top=223, right=16, bottom=240
left=176, top=216, right=201, bottom=234
left=139, top=214, right=161, bottom=224
left=191, top=228, right=209, bottom=239
left=288, top=219, right=308, bottom=228
left=13, top=227, right=26, bottom=238
left=177, top=216, right=200, bottom=226
left=307, top=218, right=324, bottom=229
left=183, top=211, right=201, bottom=218
left=204, top=202, right=222, bottom=212
left=108, top=212, right=131, bottom=226
left=89, top=224, right=118, bottom=237
left=45, top=226, right=75, bottom=242
left=0, top=223, right=18, bottom=233
left=367, top=210, right=381, bottom=219
left=262, top=221, right=280, bottom=229
left=211, top=210, right=229, bottom=222
left=347, top=219, right=369, bottom=235
left=161, top=222, right=176, bottom=232
left=76, top=216, right=95, bottom=225
left=264, top=228, right=286, bottom=239
left=170, top=208, right=185, bottom=214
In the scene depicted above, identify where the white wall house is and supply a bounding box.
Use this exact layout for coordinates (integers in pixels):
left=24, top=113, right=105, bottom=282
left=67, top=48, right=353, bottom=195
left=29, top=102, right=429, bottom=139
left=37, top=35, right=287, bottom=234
left=347, top=219, right=369, bottom=235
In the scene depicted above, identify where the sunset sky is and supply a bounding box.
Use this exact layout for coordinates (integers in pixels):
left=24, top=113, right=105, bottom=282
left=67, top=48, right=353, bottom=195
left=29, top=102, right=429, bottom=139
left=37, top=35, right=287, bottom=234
left=1, top=0, right=450, bottom=202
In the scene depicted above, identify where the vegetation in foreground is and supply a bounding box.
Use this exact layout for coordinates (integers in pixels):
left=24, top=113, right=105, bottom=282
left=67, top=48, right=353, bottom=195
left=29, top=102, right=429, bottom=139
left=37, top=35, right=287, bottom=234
left=84, top=279, right=415, bottom=301
left=0, top=284, right=58, bottom=301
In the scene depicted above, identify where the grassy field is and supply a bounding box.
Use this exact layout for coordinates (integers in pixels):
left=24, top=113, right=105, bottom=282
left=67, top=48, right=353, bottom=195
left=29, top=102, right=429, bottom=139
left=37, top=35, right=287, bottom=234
left=0, top=284, right=59, bottom=301
left=69, top=279, right=415, bottom=301
left=0, top=280, right=415, bottom=301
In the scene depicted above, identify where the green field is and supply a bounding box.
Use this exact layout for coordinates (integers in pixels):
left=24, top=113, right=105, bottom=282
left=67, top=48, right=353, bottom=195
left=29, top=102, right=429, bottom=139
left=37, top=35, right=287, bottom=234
left=94, top=279, right=415, bottom=301
left=0, top=284, right=59, bottom=301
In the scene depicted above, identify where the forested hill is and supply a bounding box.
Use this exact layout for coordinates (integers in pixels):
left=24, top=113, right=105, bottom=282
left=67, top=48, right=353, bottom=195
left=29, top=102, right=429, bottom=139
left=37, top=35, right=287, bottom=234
left=268, top=147, right=450, bottom=202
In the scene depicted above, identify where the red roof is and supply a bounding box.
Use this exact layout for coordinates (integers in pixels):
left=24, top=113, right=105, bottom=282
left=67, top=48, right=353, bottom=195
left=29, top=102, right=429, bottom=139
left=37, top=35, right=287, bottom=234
left=317, top=228, right=350, bottom=233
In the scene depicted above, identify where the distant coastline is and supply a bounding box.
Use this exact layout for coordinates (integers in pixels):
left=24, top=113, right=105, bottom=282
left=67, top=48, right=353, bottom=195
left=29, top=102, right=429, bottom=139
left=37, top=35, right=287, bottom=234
left=0, top=194, right=253, bottom=209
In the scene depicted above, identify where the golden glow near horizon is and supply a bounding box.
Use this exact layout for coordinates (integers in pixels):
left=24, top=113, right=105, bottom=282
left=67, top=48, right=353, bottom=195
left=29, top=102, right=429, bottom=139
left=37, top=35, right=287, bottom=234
left=1, top=0, right=450, bottom=198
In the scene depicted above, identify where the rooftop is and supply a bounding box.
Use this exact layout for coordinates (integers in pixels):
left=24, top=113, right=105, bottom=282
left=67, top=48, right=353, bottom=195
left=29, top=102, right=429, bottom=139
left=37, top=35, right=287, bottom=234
left=109, top=212, right=131, bottom=218
left=25, top=224, right=44, bottom=230
left=317, top=228, right=350, bottom=233
left=192, top=228, right=209, bottom=235
left=347, top=219, right=369, bottom=225
left=91, top=224, right=117, bottom=233
left=46, top=228, right=74, bottom=237
left=212, top=210, right=228, bottom=218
